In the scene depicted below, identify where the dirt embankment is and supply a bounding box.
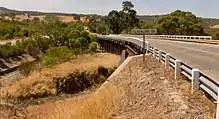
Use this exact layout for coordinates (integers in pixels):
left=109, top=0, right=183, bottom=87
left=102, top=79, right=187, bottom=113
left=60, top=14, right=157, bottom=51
left=13, top=55, right=216, bottom=119
left=2, top=53, right=119, bottom=99
left=1, top=54, right=215, bottom=119
left=110, top=55, right=215, bottom=119
left=0, top=53, right=120, bottom=119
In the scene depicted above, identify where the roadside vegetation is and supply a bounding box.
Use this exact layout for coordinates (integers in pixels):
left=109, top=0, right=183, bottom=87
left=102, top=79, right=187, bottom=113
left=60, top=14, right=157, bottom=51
left=0, top=15, right=98, bottom=61
left=87, top=1, right=219, bottom=39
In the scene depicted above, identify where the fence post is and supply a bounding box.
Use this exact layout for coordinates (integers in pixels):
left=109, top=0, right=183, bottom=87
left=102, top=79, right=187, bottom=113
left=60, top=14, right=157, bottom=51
left=158, top=50, right=162, bottom=62
left=216, top=88, right=219, bottom=119
left=175, top=60, right=181, bottom=79
left=153, top=48, right=156, bottom=58
left=191, top=68, right=200, bottom=93
left=165, top=54, right=170, bottom=67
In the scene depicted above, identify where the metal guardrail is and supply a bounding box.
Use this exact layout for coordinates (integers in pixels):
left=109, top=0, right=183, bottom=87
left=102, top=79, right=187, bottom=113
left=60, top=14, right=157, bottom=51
left=97, top=34, right=219, bottom=119
left=145, top=35, right=212, bottom=40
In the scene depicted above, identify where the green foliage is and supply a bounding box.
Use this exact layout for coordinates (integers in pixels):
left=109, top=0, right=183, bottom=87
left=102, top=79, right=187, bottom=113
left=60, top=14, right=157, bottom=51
left=41, top=46, right=73, bottom=66
left=0, top=43, right=24, bottom=59
left=106, top=1, right=139, bottom=34
left=77, top=37, right=89, bottom=50
left=19, top=61, right=36, bottom=76
left=89, top=42, right=98, bottom=53
left=155, top=10, right=205, bottom=35
left=212, top=31, right=219, bottom=40
left=96, top=23, right=109, bottom=35
left=89, top=34, right=97, bottom=42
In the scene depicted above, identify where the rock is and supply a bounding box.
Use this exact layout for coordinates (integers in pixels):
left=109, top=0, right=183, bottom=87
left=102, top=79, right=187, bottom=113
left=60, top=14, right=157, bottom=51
left=147, top=71, right=155, bottom=75
left=160, top=77, right=166, bottom=80
left=150, top=88, right=156, bottom=91
left=138, top=79, right=146, bottom=83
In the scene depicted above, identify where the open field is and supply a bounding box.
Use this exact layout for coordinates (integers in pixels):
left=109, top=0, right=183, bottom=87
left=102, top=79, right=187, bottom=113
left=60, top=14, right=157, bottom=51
left=3, top=15, right=89, bottom=23
left=211, top=24, right=219, bottom=29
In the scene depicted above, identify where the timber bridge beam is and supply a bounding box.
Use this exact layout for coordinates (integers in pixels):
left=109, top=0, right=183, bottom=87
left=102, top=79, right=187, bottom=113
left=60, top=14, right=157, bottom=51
left=97, top=35, right=141, bottom=58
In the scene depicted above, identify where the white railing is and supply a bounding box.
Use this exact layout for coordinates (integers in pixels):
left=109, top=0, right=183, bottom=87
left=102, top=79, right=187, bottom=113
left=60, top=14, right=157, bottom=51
left=145, top=35, right=212, bottom=40
left=97, top=34, right=219, bottom=119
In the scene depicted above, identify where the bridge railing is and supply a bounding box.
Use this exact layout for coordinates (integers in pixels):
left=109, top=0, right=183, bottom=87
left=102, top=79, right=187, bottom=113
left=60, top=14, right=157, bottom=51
left=145, top=35, right=212, bottom=40
left=150, top=46, right=218, bottom=100
left=97, top=34, right=219, bottom=118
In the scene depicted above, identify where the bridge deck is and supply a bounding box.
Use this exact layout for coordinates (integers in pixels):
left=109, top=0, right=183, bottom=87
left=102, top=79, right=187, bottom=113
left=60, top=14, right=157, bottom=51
left=106, top=55, right=215, bottom=118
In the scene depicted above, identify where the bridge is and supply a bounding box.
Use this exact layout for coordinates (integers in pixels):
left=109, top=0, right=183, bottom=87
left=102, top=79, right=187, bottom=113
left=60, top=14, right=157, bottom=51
left=97, top=34, right=219, bottom=118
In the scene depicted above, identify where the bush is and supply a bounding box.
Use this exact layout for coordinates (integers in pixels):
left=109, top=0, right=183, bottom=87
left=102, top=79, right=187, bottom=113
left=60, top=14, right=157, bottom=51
left=77, top=37, right=89, bottom=50
left=212, top=31, right=219, bottom=40
left=89, top=42, right=98, bottom=53
left=89, top=34, right=97, bottom=42
left=19, top=61, right=36, bottom=76
left=0, top=43, right=24, bottom=59
left=41, top=46, right=73, bottom=66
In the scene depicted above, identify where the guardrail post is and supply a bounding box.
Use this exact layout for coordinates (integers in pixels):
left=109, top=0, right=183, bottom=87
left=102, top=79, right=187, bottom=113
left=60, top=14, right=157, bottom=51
left=216, top=88, right=219, bottom=119
left=191, top=68, right=200, bottom=93
left=175, top=60, right=181, bottom=79
left=158, top=50, right=162, bottom=62
left=165, top=54, right=170, bottom=67
left=147, top=42, right=150, bottom=53
left=153, top=48, right=156, bottom=58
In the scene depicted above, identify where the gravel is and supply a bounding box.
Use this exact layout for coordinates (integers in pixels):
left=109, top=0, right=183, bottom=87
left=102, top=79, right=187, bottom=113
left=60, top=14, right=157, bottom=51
left=109, top=56, right=216, bottom=119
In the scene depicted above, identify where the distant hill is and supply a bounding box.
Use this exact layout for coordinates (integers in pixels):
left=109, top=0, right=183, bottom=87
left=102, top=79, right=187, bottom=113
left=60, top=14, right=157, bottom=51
left=0, top=7, right=44, bottom=15
left=0, top=7, right=87, bottom=16
left=1, top=7, right=219, bottom=28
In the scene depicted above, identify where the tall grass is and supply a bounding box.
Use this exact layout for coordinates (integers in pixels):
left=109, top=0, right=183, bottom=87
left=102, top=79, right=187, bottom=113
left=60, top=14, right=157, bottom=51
left=52, top=84, right=120, bottom=119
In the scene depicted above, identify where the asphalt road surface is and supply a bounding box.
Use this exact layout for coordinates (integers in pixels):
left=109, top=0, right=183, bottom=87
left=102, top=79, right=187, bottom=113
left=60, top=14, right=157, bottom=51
left=132, top=36, right=219, bottom=82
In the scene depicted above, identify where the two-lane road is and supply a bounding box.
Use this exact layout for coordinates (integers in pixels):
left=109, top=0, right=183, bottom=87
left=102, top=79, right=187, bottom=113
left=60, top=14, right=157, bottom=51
left=131, top=37, right=219, bottom=82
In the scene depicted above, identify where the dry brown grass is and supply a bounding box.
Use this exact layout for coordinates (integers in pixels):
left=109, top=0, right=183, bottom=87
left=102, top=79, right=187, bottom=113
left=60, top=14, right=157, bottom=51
left=211, top=24, right=219, bottom=29
left=2, top=53, right=119, bottom=100
left=11, top=15, right=88, bottom=23
left=24, top=83, right=120, bottom=119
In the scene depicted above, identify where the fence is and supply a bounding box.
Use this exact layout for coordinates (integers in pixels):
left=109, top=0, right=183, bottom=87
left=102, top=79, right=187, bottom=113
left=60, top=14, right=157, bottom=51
left=97, top=34, right=219, bottom=119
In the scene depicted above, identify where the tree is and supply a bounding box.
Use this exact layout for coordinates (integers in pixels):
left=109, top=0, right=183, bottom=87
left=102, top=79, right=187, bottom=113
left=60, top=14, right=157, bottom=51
left=8, top=13, right=16, bottom=21
left=106, top=1, right=139, bottom=34
left=122, top=1, right=134, bottom=12
left=107, top=10, right=124, bottom=34
left=156, top=10, right=205, bottom=35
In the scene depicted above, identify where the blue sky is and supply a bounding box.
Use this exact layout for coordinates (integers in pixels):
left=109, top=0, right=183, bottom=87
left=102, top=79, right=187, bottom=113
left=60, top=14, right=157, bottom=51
left=0, top=0, right=218, bottom=18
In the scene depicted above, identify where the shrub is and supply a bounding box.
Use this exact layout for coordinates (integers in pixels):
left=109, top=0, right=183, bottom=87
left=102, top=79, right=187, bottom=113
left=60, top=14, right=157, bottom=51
left=77, top=37, right=89, bottom=50
left=69, top=38, right=80, bottom=49
left=19, top=61, right=36, bottom=76
left=89, top=34, right=97, bottom=42
left=41, top=46, right=73, bottom=66
left=0, top=43, right=24, bottom=59
left=212, top=31, right=219, bottom=40
left=89, top=42, right=98, bottom=53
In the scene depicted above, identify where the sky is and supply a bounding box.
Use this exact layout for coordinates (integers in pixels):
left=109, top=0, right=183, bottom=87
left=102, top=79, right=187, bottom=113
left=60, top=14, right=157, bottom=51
left=0, top=0, right=219, bottom=18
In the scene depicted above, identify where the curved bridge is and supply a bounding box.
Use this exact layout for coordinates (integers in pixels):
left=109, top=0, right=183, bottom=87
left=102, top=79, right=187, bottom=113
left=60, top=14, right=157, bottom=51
left=97, top=34, right=219, bottom=118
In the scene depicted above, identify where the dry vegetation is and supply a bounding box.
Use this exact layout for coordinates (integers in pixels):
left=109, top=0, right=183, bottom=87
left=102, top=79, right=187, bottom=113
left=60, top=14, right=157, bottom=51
left=11, top=15, right=88, bottom=23
left=211, top=24, right=219, bottom=29
left=111, top=55, right=215, bottom=119
left=1, top=54, right=216, bottom=119
left=20, top=55, right=216, bottom=119
left=25, top=83, right=120, bottom=119
left=1, top=53, right=119, bottom=100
